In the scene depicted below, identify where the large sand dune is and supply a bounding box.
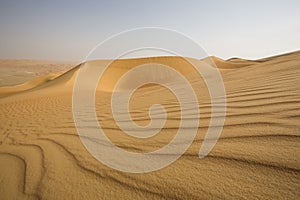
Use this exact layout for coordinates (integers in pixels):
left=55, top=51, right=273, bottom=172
left=0, top=51, right=299, bottom=199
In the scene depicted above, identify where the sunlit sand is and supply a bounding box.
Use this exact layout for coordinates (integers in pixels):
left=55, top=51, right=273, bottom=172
left=0, top=51, right=299, bottom=199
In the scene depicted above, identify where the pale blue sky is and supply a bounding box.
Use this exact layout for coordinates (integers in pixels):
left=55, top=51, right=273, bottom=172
left=0, top=0, right=299, bottom=61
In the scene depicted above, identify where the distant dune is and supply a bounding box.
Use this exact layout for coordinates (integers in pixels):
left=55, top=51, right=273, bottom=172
left=0, top=51, right=299, bottom=199
left=0, top=59, right=75, bottom=87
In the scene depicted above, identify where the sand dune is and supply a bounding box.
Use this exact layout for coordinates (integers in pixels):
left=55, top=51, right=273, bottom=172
left=0, top=59, right=75, bottom=87
left=0, top=73, right=59, bottom=98
left=0, top=51, right=299, bottom=199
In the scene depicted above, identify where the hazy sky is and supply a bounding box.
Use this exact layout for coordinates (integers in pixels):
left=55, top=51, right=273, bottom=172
left=0, top=0, right=299, bottom=61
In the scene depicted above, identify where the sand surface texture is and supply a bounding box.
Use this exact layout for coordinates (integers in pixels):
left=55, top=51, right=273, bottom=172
left=0, top=51, right=299, bottom=199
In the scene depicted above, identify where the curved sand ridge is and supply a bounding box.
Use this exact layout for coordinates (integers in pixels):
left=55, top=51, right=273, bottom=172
left=0, top=52, right=300, bottom=199
left=0, top=59, right=75, bottom=87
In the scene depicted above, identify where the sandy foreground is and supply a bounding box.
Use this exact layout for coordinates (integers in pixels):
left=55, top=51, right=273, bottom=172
left=0, top=51, right=299, bottom=199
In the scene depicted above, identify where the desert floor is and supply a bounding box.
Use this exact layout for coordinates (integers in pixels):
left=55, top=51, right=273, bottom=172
left=0, top=51, right=299, bottom=199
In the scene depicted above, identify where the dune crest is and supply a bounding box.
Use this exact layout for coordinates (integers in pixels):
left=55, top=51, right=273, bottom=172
left=0, top=51, right=299, bottom=199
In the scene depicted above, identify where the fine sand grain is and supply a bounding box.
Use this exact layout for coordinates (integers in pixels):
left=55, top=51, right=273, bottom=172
left=0, top=51, right=299, bottom=199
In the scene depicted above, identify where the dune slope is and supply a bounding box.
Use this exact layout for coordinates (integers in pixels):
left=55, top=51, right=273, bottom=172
left=0, top=51, right=299, bottom=199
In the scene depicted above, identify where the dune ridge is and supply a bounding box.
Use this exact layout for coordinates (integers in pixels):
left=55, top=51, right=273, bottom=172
left=0, top=51, right=299, bottom=199
left=0, top=59, right=75, bottom=87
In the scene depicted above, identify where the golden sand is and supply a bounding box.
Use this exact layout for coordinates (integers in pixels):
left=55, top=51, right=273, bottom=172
left=0, top=51, right=299, bottom=199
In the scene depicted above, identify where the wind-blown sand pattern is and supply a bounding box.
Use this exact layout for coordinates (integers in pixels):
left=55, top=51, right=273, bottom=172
left=0, top=51, right=299, bottom=199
